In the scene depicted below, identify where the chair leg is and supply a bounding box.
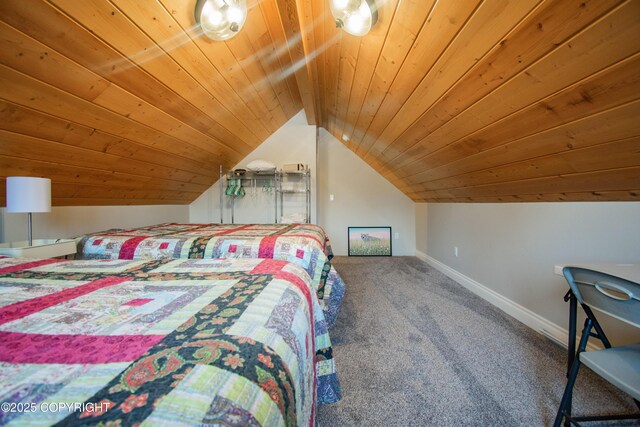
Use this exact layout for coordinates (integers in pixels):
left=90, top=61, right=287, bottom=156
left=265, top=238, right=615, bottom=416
left=564, top=388, right=573, bottom=427
left=554, top=357, right=581, bottom=427
left=554, top=318, right=593, bottom=427
left=566, top=291, right=577, bottom=377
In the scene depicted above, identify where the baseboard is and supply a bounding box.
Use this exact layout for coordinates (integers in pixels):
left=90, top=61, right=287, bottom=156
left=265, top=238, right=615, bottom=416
left=415, top=249, right=428, bottom=261
left=414, top=251, right=601, bottom=351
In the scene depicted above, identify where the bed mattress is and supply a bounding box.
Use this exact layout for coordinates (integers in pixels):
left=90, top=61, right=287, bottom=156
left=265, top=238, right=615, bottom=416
left=76, top=223, right=345, bottom=327
left=0, top=256, right=340, bottom=426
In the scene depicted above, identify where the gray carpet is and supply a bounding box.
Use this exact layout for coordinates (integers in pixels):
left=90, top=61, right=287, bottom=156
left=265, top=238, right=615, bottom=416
left=317, top=256, right=638, bottom=427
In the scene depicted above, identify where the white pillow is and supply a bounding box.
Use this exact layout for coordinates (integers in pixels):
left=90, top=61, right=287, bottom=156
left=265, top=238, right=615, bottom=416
left=245, top=159, right=276, bottom=171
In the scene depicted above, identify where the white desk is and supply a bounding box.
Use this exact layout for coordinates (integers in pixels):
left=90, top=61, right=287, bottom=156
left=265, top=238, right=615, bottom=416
left=554, top=263, right=640, bottom=283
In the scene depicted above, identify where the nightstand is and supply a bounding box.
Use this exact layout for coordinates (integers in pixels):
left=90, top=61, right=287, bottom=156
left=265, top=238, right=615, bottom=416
left=0, top=239, right=77, bottom=259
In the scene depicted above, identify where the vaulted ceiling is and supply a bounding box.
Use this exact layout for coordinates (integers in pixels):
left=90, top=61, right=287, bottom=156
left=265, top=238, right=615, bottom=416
left=1, top=0, right=639, bottom=205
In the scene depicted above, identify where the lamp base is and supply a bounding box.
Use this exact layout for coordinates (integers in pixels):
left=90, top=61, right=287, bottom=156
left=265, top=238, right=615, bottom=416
left=27, top=212, right=33, bottom=247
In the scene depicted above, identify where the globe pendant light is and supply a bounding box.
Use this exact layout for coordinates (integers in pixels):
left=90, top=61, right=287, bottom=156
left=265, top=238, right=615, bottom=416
left=195, top=0, right=247, bottom=41
left=330, top=0, right=378, bottom=36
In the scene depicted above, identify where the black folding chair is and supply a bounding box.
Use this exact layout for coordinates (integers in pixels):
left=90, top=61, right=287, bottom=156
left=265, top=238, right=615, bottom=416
left=554, top=267, right=640, bottom=426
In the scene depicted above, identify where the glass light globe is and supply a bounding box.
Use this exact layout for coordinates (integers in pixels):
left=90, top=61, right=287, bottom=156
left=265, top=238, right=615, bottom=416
left=330, top=0, right=377, bottom=37
left=196, top=0, right=247, bottom=41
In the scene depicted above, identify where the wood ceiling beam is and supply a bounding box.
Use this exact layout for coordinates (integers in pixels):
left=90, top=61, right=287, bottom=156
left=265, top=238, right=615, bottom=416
left=273, top=0, right=318, bottom=125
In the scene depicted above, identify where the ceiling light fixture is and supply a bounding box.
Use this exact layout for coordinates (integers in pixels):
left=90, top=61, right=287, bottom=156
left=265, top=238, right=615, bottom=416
left=330, top=0, right=378, bottom=36
left=195, top=0, right=247, bottom=41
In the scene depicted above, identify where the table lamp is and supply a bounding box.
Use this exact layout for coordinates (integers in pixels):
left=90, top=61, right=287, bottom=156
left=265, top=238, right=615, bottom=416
left=6, top=177, right=51, bottom=246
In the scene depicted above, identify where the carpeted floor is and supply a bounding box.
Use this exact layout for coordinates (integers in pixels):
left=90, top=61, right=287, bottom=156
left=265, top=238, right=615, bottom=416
left=317, top=256, right=638, bottom=427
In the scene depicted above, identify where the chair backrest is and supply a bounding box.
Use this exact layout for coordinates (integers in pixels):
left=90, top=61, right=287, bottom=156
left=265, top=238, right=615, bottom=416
left=563, top=266, right=640, bottom=329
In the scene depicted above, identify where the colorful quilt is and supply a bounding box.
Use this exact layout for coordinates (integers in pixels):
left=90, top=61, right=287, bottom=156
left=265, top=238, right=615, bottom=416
left=0, top=256, right=341, bottom=426
left=76, top=223, right=345, bottom=327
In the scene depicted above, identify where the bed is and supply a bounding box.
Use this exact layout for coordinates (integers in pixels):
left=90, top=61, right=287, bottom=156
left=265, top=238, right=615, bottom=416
left=0, top=255, right=341, bottom=426
left=76, top=223, right=345, bottom=327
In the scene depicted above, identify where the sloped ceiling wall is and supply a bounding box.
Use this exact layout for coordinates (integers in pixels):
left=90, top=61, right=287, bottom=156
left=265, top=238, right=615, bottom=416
left=0, top=0, right=639, bottom=206
left=0, top=0, right=303, bottom=205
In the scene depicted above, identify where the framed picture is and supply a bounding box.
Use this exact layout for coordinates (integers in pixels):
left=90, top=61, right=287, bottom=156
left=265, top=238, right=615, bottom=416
left=348, top=226, right=392, bottom=256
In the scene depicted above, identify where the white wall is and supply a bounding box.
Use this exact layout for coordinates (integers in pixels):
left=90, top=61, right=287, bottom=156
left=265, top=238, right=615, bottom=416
left=190, top=110, right=317, bottom=224
left=422, top=202, right=640, bottom=345
left=415, top=203, right=428, bottom=255
left=1, top=205, right=188, bottom=242
left=190, top=113, right=415, bottom=256
left=317, top=129, right=416, bottom=256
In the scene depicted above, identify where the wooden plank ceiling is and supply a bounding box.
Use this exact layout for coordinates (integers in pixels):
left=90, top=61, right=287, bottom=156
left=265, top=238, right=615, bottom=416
left=0, top=0, right=639, bottom=205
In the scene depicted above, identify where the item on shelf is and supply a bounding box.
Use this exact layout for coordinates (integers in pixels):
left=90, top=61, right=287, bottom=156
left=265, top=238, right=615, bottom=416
left=282, top=163, right=305, bottom=172
left=262, top=179, right=274, bottom=193
left=280, top=212, right=307, bottom=224
left=246, top=159, right=276, bottom=171
left=225, top=178, right=245, bottom=197
left=220, top=167, right=310, bottom=224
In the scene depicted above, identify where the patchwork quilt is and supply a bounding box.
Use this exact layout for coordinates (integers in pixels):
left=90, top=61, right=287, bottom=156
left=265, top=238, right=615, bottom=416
left=76, top=223, right=345, bottom=327
left=0, top=256, right=341, bottom=426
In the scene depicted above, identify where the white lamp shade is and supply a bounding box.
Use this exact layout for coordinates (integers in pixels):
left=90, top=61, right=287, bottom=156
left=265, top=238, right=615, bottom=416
left=6, top=177, right=52, bottom=213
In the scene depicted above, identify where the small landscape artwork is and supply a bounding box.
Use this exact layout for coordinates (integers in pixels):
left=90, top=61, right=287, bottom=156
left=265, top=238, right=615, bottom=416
left=348, top=226, right=392, bottom=256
